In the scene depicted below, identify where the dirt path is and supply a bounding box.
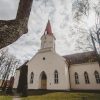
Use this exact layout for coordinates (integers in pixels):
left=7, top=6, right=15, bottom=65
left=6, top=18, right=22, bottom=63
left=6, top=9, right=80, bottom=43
left=12, top=96, right=21, bottom=100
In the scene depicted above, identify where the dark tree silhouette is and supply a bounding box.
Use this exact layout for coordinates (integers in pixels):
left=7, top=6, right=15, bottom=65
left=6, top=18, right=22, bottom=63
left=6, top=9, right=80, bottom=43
left=0, top=0, right=33, bottom=49
left=17, top=61, right=28, bottom=96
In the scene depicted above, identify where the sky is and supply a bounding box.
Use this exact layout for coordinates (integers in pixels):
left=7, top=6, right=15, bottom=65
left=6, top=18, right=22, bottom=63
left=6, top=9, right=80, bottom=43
left=0, top=0, right=99, bottom=63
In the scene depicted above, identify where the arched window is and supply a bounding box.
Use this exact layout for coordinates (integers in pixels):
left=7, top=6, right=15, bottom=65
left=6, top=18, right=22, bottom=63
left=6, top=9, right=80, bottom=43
left=30, top=72, right=34, bottom=84
left=54, top=70, right=58, bottom=84
left=94, top=71, right=100, bottom=84
left=75, top=72, right=79, bottom=84
left=84, top=72, right=90, bottom=84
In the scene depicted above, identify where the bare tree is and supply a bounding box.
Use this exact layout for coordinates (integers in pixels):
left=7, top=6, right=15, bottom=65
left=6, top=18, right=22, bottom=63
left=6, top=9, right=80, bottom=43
left=72, top=0, right=89, bottom=21
left=72, top=0, right=100, bottom=65
left=94, top=2, right=100, bottom=25
left=87, top=1, right=100, bottom=60
left=90, top=25, right=100, bottom=65
left=0, top=50, right=9, bottom=78
left=0, top=50, right=20, bottom=91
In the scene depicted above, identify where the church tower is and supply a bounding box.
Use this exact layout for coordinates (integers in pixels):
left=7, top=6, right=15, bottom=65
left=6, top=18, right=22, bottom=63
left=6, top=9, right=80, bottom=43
left=40, top=20, right=56, bottom=52
left=14, top=20, right=70, bottom=91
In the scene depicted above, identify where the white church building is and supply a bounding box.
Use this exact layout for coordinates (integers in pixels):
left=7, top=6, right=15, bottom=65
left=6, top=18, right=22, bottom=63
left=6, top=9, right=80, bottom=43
left=13, top=20, right=100, bottom=91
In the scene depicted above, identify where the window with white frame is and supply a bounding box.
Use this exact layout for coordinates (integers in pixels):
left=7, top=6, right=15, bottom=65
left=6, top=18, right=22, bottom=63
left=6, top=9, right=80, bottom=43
left=30, top=72, right=34, bottom=84
left=75, top=72, right=79, bottom=84
left=84, top=72, right=90, bottom=84
left=54, top=70, right=58, bottom=84
left=94, top=71, right=100, bottom=84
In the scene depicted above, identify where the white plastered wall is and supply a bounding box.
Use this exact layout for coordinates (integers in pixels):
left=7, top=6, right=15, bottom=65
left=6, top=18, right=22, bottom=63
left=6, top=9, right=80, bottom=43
left=69, top=62, right=100, bottom=90
left=27, top=51, right=70, bottom=90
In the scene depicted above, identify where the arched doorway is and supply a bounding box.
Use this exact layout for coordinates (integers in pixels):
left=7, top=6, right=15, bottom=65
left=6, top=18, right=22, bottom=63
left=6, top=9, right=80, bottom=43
left=40, top=71, right=47, bottom=89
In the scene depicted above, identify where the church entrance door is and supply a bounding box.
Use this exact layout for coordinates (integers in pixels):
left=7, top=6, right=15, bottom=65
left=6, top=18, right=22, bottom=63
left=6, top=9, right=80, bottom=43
left=40, top=71, right=47, bottom=89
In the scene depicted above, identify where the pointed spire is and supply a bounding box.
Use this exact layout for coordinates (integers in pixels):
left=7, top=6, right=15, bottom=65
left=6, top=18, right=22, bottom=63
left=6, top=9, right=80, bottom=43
left=45, top=20, right=53, bottom=35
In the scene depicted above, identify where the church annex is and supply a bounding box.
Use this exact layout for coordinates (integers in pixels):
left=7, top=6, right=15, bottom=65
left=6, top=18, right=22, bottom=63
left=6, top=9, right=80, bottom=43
left=13, top=20, right=100, bottom=91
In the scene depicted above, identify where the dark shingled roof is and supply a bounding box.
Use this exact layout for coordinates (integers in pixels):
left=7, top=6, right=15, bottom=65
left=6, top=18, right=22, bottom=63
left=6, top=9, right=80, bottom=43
left=63, top=51, right=98, bottom=65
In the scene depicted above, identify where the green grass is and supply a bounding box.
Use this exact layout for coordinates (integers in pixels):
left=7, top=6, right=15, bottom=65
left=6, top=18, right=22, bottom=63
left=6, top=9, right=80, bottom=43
left=0, top=96, right=12, bottom=100
left=21, top=92, right=100, bottom=100
left=0, top=92, right=100, bottom=100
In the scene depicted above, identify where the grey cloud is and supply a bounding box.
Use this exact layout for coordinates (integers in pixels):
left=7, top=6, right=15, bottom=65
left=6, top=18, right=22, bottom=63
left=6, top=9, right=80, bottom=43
left=0, top=0, right=19, bottom=19
left=0, top=0, right=96, bottom=62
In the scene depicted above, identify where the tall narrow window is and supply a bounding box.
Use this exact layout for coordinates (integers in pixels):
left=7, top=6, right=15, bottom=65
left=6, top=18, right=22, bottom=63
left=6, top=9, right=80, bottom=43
left=84, top=72, right=90, bottom=84
left=54, top=70, right=58, bottom=84
left=94, top=71, right=100, bottom=84
left=30, top=72, right=34, bottom=84
left=75, top=72, right=79, bottom=84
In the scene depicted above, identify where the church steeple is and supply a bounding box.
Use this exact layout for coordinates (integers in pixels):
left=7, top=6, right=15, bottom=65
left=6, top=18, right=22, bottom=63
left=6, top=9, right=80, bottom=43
left=45, top=20, right=53, bottom=35
left=40, top=20, right=55, bottom=52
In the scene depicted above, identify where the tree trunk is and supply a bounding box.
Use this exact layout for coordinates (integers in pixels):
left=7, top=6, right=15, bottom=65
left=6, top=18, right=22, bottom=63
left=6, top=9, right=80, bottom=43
left=0, top=0, right=33, bottom=49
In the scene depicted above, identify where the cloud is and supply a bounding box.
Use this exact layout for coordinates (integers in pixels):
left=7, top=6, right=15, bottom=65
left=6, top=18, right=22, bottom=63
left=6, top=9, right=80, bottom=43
left=0, top=0, right=19, bottom=19
left=0, top=0, right=98, bottom=62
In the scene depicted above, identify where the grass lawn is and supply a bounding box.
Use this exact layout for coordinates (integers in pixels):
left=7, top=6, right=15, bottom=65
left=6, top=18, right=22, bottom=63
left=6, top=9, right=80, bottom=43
left=0, top=92, right=100, bottom=100
left=0, top=96, right=12, bottom=100
left=21, top=92, right=100, bottom=100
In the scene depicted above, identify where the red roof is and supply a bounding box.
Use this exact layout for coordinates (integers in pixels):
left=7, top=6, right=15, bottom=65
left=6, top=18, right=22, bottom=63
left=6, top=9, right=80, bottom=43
left=45, top=20, right=53, bottom=35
